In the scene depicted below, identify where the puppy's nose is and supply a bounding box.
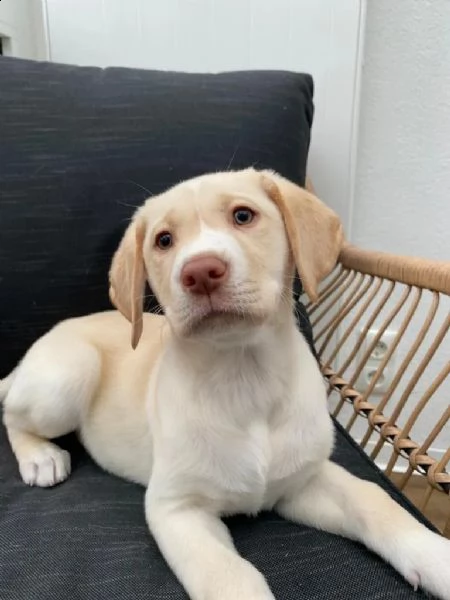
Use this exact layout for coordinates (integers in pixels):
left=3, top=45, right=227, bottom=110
left=181, top=256, right=229, bottom=295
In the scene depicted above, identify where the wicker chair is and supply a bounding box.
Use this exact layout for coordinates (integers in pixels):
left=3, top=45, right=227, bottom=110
left=304, top=242, right=450, bottom=537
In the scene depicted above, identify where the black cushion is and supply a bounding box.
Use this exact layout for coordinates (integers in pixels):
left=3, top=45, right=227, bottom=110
left=0, top=56, right=314, bottom=376
left=0, top=421, right=432, bottom=600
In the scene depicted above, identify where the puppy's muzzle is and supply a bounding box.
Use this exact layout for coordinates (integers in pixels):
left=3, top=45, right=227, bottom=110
left=180, top=256, right=229, bottom=296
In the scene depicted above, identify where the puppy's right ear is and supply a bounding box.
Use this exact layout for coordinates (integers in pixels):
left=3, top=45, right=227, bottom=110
left=109, top=216, right=146, bottom=349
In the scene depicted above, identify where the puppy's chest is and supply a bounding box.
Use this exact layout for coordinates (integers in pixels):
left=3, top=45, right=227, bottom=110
left=163, top=365, right=315, bottom=512
left=184, top=405, right=310, bottom=514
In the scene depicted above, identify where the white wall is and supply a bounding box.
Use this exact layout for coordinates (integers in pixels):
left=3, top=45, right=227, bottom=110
left=354, top=0, right=450, bottom=260
left=0, top=0, right=47, bottom=59
left=43, top=0, right=366, bottom=234
left=351, top=0, right=450, bottom=464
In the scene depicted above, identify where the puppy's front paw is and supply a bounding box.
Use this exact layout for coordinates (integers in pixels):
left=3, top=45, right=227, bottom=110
left=400, top=529, right=450, bottom=600
left=19, top=443, right=71, bottom=487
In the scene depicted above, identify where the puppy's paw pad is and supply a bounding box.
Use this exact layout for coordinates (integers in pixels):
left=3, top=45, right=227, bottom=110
left=19, top=445, right=71, bottom=487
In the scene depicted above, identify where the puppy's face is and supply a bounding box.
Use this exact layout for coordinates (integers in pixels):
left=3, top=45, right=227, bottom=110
left=109, top=168, right=344, bottom=348
left=142, top=170, right=289, bottom=341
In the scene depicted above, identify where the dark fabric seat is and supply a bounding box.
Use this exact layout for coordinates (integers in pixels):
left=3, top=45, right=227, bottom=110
left=0, top=57, right=433, bottom=599
left=0, top=421, right=431, bottom=600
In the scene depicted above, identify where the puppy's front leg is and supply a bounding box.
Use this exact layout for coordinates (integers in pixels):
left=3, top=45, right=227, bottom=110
left=277, top=460, right=450, bottom=600
left=146, top=490, right=274, bottom=600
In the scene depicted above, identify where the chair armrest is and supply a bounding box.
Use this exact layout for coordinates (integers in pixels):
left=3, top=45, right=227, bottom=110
left=339, top=243, right=450, bottom=294
left=305, top=244, right=450, bottom=534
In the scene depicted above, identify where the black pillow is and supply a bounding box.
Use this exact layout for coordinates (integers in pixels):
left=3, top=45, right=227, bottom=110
left=0, top=57, right=314, bottom=375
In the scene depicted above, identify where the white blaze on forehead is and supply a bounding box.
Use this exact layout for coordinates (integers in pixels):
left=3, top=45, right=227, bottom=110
left=171, top=223, right=248, bottom=288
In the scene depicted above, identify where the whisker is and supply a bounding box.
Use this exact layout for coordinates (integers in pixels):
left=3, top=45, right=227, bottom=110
left=124, top=179, right=154, bottom=198
left=116, top=200, right=141, bottom=209
left=225, top=140, right=241, bottom=172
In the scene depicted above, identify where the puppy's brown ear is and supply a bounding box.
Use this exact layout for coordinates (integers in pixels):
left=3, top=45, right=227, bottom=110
left=261, top=171, right=344, bottom=302
left=109, top=217, right=146, bottom=349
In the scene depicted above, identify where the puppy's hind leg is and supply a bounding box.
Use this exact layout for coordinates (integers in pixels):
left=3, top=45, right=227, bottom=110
left=2, top=336, right=101, bottom=488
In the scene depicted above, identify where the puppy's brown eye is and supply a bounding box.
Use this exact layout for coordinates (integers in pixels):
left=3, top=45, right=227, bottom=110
left=155, top=231, right=173, bottom=249
left=233, top=207, right=255, bottom=226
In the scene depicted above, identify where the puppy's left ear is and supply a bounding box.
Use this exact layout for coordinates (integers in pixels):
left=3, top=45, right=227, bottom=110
left=109, top=215, right=147, bottom=349
left=261, top=171, right=344, bottom=302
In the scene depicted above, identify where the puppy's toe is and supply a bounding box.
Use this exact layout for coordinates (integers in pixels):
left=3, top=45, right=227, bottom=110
left=403, top=530, right=450, bottom=600
left=19, top=445, right=71, bottom=488
left=404, top=569, right=420, bottom=592
left=20, top=461, right=38, bottom=486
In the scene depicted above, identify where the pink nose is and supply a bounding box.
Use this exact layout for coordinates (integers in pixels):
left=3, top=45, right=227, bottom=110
left=181, top=256, right=229, bottom=295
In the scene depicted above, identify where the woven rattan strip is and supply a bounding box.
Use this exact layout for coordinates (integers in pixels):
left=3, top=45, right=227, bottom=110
left=340, top=244, right=450, bottom=295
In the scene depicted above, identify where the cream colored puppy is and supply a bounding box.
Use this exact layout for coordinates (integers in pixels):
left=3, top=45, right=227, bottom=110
left=1, top=169, right=449, bottom=600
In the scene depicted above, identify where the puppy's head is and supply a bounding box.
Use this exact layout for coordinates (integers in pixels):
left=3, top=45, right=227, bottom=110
left=109, top=169, right=344, bottom=347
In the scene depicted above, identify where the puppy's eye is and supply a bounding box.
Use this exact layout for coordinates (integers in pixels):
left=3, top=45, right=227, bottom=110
left=155, top=231, right=173, bottom=249
left=233, top=207, right=255, bottom=226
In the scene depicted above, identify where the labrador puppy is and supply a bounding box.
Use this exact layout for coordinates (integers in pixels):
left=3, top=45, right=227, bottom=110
left=1, top=169, right=449, bottom=600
